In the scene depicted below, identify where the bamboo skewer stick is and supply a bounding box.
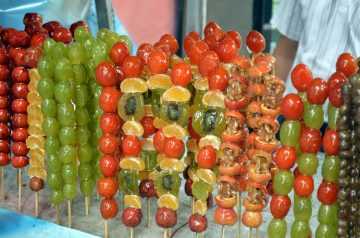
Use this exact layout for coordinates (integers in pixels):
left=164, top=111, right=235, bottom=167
left=237, top=192, right=242, bottom=238
left=164, top=229, right=167, bottom=238
left=35, top=191, right=39, bottom=217
left=18, top=169, right=22, bottom=212
left=130, top=227, right=134, bottom=238
left=85, top=196, right=89, bottom=216
left=221, top=225, right=225, bottom=238
left=56, top=205, right=61, bottom=225
left=168, top=228, right=172, bottom=237
left=249, top=228, right=252, bottom=238
left=1, top=166, right=4, bottom=200
left=68, top=200, right=72, bottom=228
left=104, top=219, right=108, bottom=238
left=255, top=228, right=259, bottom=238
left=147, top=198, right=151, bottom=228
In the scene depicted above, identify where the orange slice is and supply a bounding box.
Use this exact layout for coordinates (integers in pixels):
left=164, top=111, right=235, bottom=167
left=162, top=124, right=187, bottom=140
left=198, top=135, right=221, bottom=150
left=153, top=117, right=169, bottom=129
left=193, top=200, right=207, bottom=215
left=119, top=157, right=145, bottom=171
left=27, top=91, right=42, bottom=104
left=141, top=138, right=154, bottom=151
left=157, top=194, right=179, bottom=210
left=120, top=77, right=148, bottom=93
left=163, top=86, right=191, bottom=102
left=147, top=74, right=172, bottom=90
left=122, top=120, right=144, bottom=137
left=186, top=139, right=199, bottom=153
left=124, top=195, right=142, bottom=209
left=27, top=103, right=42, bottom=115
left=28, top=167, right=47, bottom=179
left=196, top=168, right=216, bottom=186
left=26, top=136, right=45, bottom=150
left=202, top=91, right=225, bottom=108
left=188, top=169, right=199, bottom=182
left=159, top=158, right=185, bottom=172
left=193, top=78, right=209, bottom=91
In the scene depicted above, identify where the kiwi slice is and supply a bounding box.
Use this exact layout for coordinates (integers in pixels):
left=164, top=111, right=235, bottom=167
left=118, top=169, right=139, bottom=195
left=155, top=170, right=181, bottom=196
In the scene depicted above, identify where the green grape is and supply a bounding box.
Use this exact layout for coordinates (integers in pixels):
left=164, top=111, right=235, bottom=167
left=92, top=146, right=102, bottom=158
left=94, top=85, right=103, bottom=98
left=94, top=107, right=103, bottom=120
left=38, top=77, right=55, bottom=98
left=75, top=107, right=90, bottom=126
left=298, top=153, right=318, bottom=176
left=88, top=79, right=98, bottom=96
left=74, top=26, right=90, bottom=43
left=45, top=137, right=60, bottom=155
left=77, top=144, right=93, bottom=163
left=50, top=189, right=64, bottom=205
left=54, top=81, right=74, bottom=103
left=68, top=42, right=87, bottom=64
left=73, top=64, right=87, bottom=85
left=315, top=224, right=337, bottom=238
left=61, top=164, right=77, bottom=184
left=104, top=32, right=118, bottom=51
left=273, top=170, right=294, bottom=195
left=46, top=154, right=61, bottom=173
left=85, top=58, right=96, bottom=78
left=74, top=85, right=88, bottom=107
left=298, top=92, right=307, bottom=104
left=304, top=104, right=324, bottom=130
left=93, top=159, right=102, bottom=180
left=87, top=97, right=98, bottom=115
left=92, top=40, right=107, bottom=66
left=78, top=163, right=92, bottom=179
left=80, top=179, right=95, bottom=196
left=51, top=42, right=68, bottom=60
left=37, top=56, right=55, bottom=78
left=42, top=117, right=60, bottom=136
left=280, top=120, right=301, bottom=147
left=267, top=218, right=287, bottom=238
left=76, top=126, right=90, bottom=145
left=43, top=38, right=55, bottom=56
left=59, top=126, right=76, bottom=145
left=63, top=183, right=77, bottom=200
left=59, top=145, right=76, bottom=164
left=192, top=107, right=225, bottom=137
left=322, top=155, right=340, bottom=183
left=97, top=28, right=111, bottom=41
left=118, top=170, right=139, bottom=195
left=290, top=221, right=310, bottom=238
left=47, top=172, right=64, bottom=190
left=139, top=150, right=158, bottom=171
left=192, top=180, right=211, bottom=202
left=41, top=98, right=57, bottom=117
left=193, top=90, right=206, bottom=110
left=54, top=58, right=74, bottom=82
left=294, top=194, right=312, bottom=221
left=57, top=103, right=76, bottom=126
left=318, top=204, right=337, bottom=225
left=82, top=36, right=96, bottom=59
left=150, top=89, right=163, bottom=117
left=118, top=35, right=133, bottom=53
left=327, top=103, right=339, bottom=130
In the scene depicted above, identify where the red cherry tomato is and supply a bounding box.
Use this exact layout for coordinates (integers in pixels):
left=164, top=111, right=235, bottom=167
left=216, top=37, right=238, bottom=63
left=336, top=52, right=357, bottom=78
left=203, top=28, right=224, bottom=50
left=0, top=81, right=8, bottom=96
left=0, top=123, right=10, bottom=139
left=274, top=146, right=297, bottom=170
left=100, top=113, right=120, bottom=135
left=12, top=142, right=29, bottom=156
left=12, top=155, right=28, bottom=168
left=280, top=93, right=304, bottom=120
left=122, top=135, right=141, bottom=157
left=136, top=43, right=154, bottom=65
left=307, top=77, right=328, bottom=105
left=246, top=30, right=265, bottom=54
left=109, top=42, right=129, bottom=66
left=53, top=27, right=72, bottom=44
left=299, top=128, right=322, bottom=154
left=100, top=154, right=118, bottom=177
left=148, top=49, right=169, bottom=74
left=226, top=30, right=242, bottom=49
left=12, top=67, right=29, bottom=83
left=98, top=134, right=119, bottom=155
left=196, top=145, right=217, bottom=169
left=0, top=109, right=8, bottom=123
left=0, top=96, right=8, bottom=110
left=208, top=67, right=229, bottom=91
left=23, top=13, right=43, bottom=25
left=184, top=31, right=201, bottom=55
left=8, top=31, right=30, bottom=48
left=270, top=194, right=291, bottom=219
left=100, top=198, right=119, bottom=219
left=97, top=177, right=118, bottom=198
left=95, top=62, right=118, bottom=87
left=122, top=56, right=143, bottom=78
left=153, top=129, right=165, bottom=153
left=293, top=166, right=301, bottom=178
left=170, top=62, right=192, bottom=87
left=11, top=99, right=29, bottom=114
left=188, top=41, right=209, bottom=65
left=69, top=20, right=89, bottom=36
left=294, top=174, right=314, bottom=197
left=328, top=71, right=347, bottom=107
left=0, top=140, right=10, bottom=153
left=317, top=182, right=338, bottom=205
left=204, top=21, right=222, bottom=37
left=163, top=137, right=184, bottom=158
left=0, top=65, right=10, bottom=81
left=12, top=128, right=29, bottom=142
left=199, top=50, right=220, bottom=77
left=291, top=64, right=313, bottom=92
left=322, top=129, right=340, bottom=156
left=12, top=83, right=29, bottom=99
left=159, top=34, right=179, bottom=54
left=99, top=87, right=120, bottom=113
left=140, top=116, right=156, bottom=138
left=0, top=153, right=10, bottom=166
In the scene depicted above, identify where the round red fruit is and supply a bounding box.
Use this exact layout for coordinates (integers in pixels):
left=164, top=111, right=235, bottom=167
left=307, top=78, right=328, bottom=105
left=122, top=135, right=141, bottom=157
left=11, top=142, right=29, bottom=156
left=317, top=182, right=338, bottom=205
left=0, top=123, right=10, bottom=139
left=30, top=177, right=45, bottom=192
left=122, top=207, right=143, bottom=227
left=294, top=174, right=314, bottom=197
left=299, top=128, right=322, bottom=154
left=336, top=52, right=357, bottom=78
left=291, top=64, right=313, bottom=92
left=204, top=22, right=222, bottom=36
left=184, top=31, right=201, bottom=55
left=226, top=30, right=242, bottom=49
left=122, top=56, right=143, bottom=78
left=270, top=194, right=291, bottom=219
left=11, top=99, right=29, bottom=114
left=0, top=153, right=10, bottom=166
left=140, top=116, right=156, bottom=138
left=139, top=179, right=157, bottom=198
left=322, top=129, right=339, bottom=156
left=100, top=113, right=120, bottom=134
left=12, top=83, right=29, bottom=99
left=136, top=43, right=154, bottom=65
left=12, top=67, right=29, bottom=83
left=274, top=146, right=296, bottom=170
left=98, top=134, right=119, bottom=154
left=208, top=67, right=229, bottom=91
left=163, top=137, right=184, bottom=158
left=100, top=154, right=118, bottom=177
left=0, top=140, right=10, bottom=153
left=12, top=128, right=29, bottom=142
left=216, top=37, right=238, bottom=63
left=148, top=49, right=169, bottom=74
left=196, top=145, right=217, bottom=169
left=281, top=93, right=304, bottom=120
left=95, top=62, right=118, bottom=87
left=100, top=198, right=119, bottom=219
left=109, top=42, right=129, bottom=66
left=159, top=34, right=179, bottom=54
left=199, top=50, right=220, bottom=77
left=189, top=213, right=208, bottom=233
left=170, top=62, right=192, bottom=87
left=156, top=207, right=177, bottom=228
left=12, top=155, right=28, bottom=168
left=188, top=41, right=209, bottom=65
left=53, top=27, right=72, bottom=44
left=99, top=87, right=120, bottom=113
left=246, top=30, right=265, bottom=54
left=97, top=177, right=117, bottom=198
left=153, top=129, right=165, bottom=153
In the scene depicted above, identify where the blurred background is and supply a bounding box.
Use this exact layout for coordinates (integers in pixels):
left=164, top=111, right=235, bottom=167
left=0, top=0, right=280, bottom=54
